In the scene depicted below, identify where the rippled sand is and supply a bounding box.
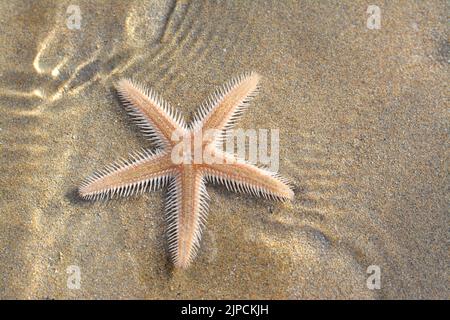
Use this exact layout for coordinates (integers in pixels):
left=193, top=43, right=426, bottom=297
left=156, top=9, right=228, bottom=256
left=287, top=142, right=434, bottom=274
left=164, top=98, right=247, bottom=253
left=0, top=1, right=448, bottom=299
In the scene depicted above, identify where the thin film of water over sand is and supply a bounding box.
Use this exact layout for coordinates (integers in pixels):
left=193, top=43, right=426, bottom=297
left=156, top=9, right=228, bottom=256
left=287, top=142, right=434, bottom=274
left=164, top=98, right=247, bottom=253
left=0, top=1, right=448, bottom=299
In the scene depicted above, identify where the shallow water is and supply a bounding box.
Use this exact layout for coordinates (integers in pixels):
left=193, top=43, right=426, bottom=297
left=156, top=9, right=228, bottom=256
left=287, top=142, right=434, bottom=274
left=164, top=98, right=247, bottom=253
left=0, top=0, right=448, bottom=299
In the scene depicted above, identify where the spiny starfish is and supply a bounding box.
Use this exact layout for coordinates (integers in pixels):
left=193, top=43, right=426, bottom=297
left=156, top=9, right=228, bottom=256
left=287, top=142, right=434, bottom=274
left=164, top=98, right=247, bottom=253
left=79, top=72, right=294, bottom=269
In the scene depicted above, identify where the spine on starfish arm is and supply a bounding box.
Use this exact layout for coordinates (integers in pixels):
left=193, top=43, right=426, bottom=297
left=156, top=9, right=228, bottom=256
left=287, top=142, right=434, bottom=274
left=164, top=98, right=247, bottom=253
left=165, top=170, right=210, bottom=269
left=115, top=78, right=187, bottom=148
left=78, top=148, right=174, bottom=201
left=189, top=71, right=261, bottom=144
left=204, top=168, right=294, bottom=201
left=202, top=150, right=295, bottom=202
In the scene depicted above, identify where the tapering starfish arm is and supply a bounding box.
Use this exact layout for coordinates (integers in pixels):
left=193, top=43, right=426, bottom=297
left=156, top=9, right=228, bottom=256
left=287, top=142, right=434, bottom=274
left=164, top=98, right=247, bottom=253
left=202, top=152, right=294, bottom=201
left=191, top=72, right=260, bottom=144
left=166, top=167, right=209, bottom=269
left=116, top=79, right=187, bottom=148
left=79, top=149, right=175, bottom=200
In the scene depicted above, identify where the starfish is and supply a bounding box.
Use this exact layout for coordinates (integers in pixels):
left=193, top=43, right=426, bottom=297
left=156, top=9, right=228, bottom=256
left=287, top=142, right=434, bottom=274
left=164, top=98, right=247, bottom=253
left=79, top=72, right=294, bottom=269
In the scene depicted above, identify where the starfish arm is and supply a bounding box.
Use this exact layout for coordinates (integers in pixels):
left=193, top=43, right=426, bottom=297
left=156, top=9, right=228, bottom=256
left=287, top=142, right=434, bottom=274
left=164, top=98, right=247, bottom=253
left=166, top=167, right=209, bottom=269
left=79, top=149, right=175, bottom=200
left=202, top=153, right=294, bottom=201
left=191, top=72, right=260, bottom=144
left=116, top=79, right=187, bottom=148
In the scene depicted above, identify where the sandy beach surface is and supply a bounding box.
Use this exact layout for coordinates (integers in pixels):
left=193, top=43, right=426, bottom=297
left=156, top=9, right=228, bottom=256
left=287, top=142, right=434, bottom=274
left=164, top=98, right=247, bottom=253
left=0, top=1, right=448, bottom=299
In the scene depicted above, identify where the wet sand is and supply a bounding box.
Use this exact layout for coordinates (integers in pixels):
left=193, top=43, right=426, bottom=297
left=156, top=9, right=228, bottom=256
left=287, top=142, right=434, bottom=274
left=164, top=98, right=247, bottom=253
left=0, top=1, right=448, bottom=299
